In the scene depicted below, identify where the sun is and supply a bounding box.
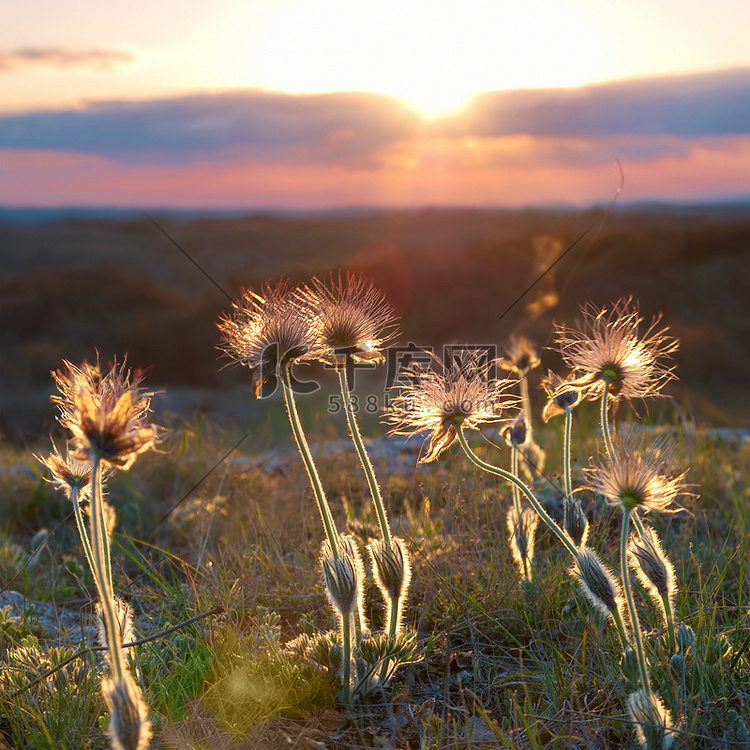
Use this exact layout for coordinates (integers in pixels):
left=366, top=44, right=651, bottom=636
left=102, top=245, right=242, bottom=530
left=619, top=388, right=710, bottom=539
left=231, top=0, right=614, bottom=120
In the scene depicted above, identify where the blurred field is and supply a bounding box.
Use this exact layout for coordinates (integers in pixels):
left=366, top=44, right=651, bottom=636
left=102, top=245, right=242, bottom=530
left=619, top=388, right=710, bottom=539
left=2, top=204, right=749, bottom=441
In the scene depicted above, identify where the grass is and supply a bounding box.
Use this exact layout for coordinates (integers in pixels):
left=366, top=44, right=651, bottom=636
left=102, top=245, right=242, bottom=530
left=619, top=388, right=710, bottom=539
left=0, top=399, right=748, bottom=749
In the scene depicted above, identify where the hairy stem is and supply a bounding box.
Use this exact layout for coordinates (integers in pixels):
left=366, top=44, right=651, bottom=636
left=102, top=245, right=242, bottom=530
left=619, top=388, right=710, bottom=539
left=90, top=455, right=124, bottom=680
left=71, top=487, right=96, bottom=585
left=564, top=405, right=574, bottom=500
left=457, top=428, right=578, bottom=559
left=519, top=371, right=533, bottom=438
left=337, top=366, right=392, bottom=548
left=280, top=365, right=339, bottom=559
left=511, top=443, right=522, bottom=518
left=600, top=380, right=615, bottom=460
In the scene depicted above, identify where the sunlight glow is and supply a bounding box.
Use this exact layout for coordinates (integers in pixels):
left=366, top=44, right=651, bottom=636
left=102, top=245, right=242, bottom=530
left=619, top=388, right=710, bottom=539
left=233, top=0, right=614, bottom=118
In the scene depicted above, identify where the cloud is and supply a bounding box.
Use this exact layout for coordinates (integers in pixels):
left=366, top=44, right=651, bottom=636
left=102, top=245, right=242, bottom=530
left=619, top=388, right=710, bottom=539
left=0, top=68, right=747, bottom=170
left=0, top=47, right=133, bottom=73
left=448, top=68, right=750, bottom=138
left=0, top=90, right=421, bottom=165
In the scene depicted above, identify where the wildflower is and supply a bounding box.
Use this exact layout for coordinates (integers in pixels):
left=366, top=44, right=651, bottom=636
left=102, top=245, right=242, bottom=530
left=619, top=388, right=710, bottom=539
left=218, top=281, right=319, bottom=397
left=102, top=670, right=152, bottom=750
left=385, top=353, right=514, bottom=463
left=553, top=298, right=678, bottom=402
left=497, top=335, right=540, bottom=375
left=571, top=547, right=623, bottom=621
left=583, top=428, right=689, bottom=514
left=507, top=506, right=538, bottom=582
left=541, top=370, right=583, bottom=422
left=501, top=412, right=528, bottom=447
left=52, top=359, right=160, bottom=470
left=35, top=442, right=94, bottom=501
left=298, top=272, right=397, bottom=364
left=629, top=526, right=677, bottom=610
left=627, top=688, right=675, bottom=749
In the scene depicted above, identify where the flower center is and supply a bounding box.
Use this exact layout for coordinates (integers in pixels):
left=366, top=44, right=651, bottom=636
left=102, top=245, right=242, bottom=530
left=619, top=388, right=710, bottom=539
left=600, top=364, right=622, bottom=383
left=619, top=490, right=642, bottom=510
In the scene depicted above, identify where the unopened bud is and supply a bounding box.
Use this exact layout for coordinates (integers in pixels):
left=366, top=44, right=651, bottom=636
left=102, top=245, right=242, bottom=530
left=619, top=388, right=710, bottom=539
left=369, top=537, right=411, bottom=601
left=629, top=526, right=676, bottom=603
left=507, top=506, right=538, bottom=582
left=102, top=670, right=152, bottom=750
left=572, top=547, right=622, bottom=619
left=627, top=688, right=675, bottom=750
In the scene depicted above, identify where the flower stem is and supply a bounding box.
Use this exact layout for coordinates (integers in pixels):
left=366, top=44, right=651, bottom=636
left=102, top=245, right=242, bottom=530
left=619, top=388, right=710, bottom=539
left=519, top=370, right=533, bottom=438
left=337, top=366, right=392, bottom=549
left=71, top=487, right=96, bottom=584
left=280, top=365, right=340, bottom=559
left=621, top=507, right=651, bottom=693
left=600, top=380, right=615, bottom=460
left=510, top=443, right=522, bottom=518
left=563, top=405, right=574, bottom=501
left=341, top=611, right=353, bottom=702
left=90, top=455, right=124, bottom=680
left=661, top=591, right=677, bottom=654
left=611, top=604, right=633, bottom=653
left=457, top=428, right=578, bottom=559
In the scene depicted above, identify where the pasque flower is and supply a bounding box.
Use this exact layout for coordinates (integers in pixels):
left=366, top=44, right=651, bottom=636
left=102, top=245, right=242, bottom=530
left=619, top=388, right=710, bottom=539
left=36, top=442, right=94, bottom=501
left=298, top=272, right=397, bottom=364
left=553, top=298, right=678, bottom=402
left=218, top=281, right=320, bottom=397
left=385, top=353, right=515, bottom=462
left=583, top=428, right=690, bottom=514
left=497, top=335, right=540, bottom=376
left=52, top=359, right=160, bottom=470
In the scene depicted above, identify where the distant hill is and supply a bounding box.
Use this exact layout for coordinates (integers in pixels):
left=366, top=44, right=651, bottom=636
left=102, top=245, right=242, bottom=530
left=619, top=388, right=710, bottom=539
left=2, top=205, right=749, bottom=440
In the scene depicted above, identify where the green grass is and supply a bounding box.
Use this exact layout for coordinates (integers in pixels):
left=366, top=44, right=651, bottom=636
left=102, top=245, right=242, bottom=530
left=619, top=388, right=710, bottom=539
left=0, top=402, right=748, bottom=749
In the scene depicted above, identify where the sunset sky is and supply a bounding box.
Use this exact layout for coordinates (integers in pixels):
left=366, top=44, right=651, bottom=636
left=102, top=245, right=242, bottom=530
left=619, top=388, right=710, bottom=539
left=1, top=0, right=749, bottom=209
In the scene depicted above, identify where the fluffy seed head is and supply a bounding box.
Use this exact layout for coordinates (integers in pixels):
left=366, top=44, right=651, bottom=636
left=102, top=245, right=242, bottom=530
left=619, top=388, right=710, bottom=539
left=218, top=281, right=320, bottom=397
left=584, top=427, right=690, bottom=514
left=297, top=272, right=398, bottom=364
left=627, top=688, right=675, bottom=750
left=572, top=547, right=623, bottom=620
left=52, top=358, right=160, bottom=470
left=541, top=370, right=584, bottom=421
left=102, top=670, right=152, bottom=750
left=497, top=335, right=540, bottom=375
left=35, top=442, right=94, bottom=501
left=629, top=525, right=677, bottom=610
left=384, top=352, right=515, bottom=462
left=507, top=506, right=538, bottom=583
left=554, top=298, right=678, bottom=402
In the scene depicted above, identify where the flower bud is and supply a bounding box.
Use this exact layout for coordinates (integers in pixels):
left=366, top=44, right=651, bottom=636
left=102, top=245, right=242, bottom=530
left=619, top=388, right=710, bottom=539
left=629, top=526, right=676, bottom=606
left=369, top=537, right=411, bottom=601
left=627, top=688, right=675, bottom=750
left=571, top=547, right=622, bottom=620
left=507, top=506, right=538, bottom=583
left=102, top=670, right=152, bottom=750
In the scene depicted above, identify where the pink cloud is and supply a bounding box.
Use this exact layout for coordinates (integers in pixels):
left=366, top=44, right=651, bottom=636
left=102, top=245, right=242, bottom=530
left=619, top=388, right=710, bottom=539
left=2, top=136, right=749, bottom=209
